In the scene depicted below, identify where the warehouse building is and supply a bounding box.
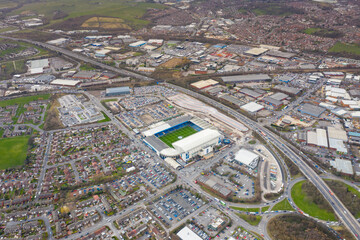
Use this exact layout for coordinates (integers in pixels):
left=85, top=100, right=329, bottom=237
left=330, top=158, right=354, bottom=175
left=240, top=102, right=264, bottom=113
left=50, top=79, right=80, bottom=87
left=244, top=47, right=268, bottom=56
left=177, top=227, right=202, bottom=240
left=105, top=86, right=131, bottom=97
left=307, top=129, right=328, bottom=148
left=269, top=92, right=289, bottom=101
left=298, top=103, right=326, bottom=118
left=261, top=96, right=283, bottom=108
left=239, top=88, right=266, bottom=99
left=129, top=41, right=147, bottom=47
left=72, top=71, right=98, bottom=79
left=327, top=127, right=348, bottom=153
left=221, top=74, right=271, bottom=83
left=219, top=94, right=245, bottom=106
left=190, top=79, right=218, bottom=89
left=196, top=175, right=232, bottom=198
left=234, top=148, right=260, bottom=169
left=273, top=85, right=301, bottom=96
left=266, top=50, right=296, bottom=59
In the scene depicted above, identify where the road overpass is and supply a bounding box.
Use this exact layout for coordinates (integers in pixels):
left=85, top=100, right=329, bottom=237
left=0, top=36, right=155, bottom=82
left=165, top=83, right=360, bottom=239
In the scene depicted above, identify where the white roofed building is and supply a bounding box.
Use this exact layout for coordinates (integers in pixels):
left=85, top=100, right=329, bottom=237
left=177, top=226, right=202, bottom=240
left=234, top=148, right=260, bottom=169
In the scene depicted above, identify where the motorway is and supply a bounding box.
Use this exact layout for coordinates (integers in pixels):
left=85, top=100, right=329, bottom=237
left=0, top=36, right=155, bottom=82
left=2, top=33, right=359, bottom=238
left=165, top=83, right=360, bottom=239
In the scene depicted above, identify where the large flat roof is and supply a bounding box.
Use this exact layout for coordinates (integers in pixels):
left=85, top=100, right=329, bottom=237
left=299, top=103, right=326, bottom=117
left=105, top=86, right=130, bottom=94
left=235, top=148, right=259, bottom=166
left=330, top=158, right=353, bottom=175
left=221, top=74, right=271, bottom=83
left=245, top=47, right=268, bottom=56
left=51, top=79, right=80, bottom=86
left=191, top=79, right=218, bottom=89
left=327, top=126, right=348, bottom=141
left=219, top=94, right=245, bottom=106
left=240, top=102, right=264, bottom=113
left=273, top=85, right=301, bottom=95
left=177, top=227, right=202, bottom=240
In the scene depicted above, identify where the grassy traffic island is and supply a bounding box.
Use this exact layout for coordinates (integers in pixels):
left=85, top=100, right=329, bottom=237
left=0, top=136, right=30, bottom=169
left=291, top=180, right=336, bottom=221
left=237, top=213, right=262, bottom=226
left=268, top=214, right=338, bottom=240
left=271, top=198, right=294, bottom=211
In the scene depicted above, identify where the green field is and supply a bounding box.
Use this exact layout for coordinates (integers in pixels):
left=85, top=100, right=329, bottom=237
left=329, top=42, right=360, bottom=56
left=0, top=136, right=30, bottom=169
left=291, top=180, right=336, bottom=221
left=272, top=198, right=294, bottom=211
left=159, top=126, right=197, bottom=147
left=237, top=213, right=262, bottom=226
left=303, top=28, right=342, bottom=38
left=7, top=0, right=166, bottom=29
left=0, top=60, right=27, bottom=80
left=0, top=94, right=50, bottom=107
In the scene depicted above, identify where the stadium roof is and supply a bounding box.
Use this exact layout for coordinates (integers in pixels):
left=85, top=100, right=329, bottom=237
left=143, top=123, right=171, bottom=137
left=221, top=74, right=271, bottom=83
left=240, top=102, right=264, bottom=113
left=173, top=129, right=221, bottom=153
left=234, top=148, right=260, bottom=168
left=161, top=148, right=180, bottom=157
left=177, top=227, right=202, bottom=240
left=143, top=135, right=168, bottom=152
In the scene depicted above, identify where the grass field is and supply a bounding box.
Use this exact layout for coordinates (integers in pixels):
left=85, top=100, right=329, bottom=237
left=272, top=198, right=294, bottom=211
left=237, top=213, right=262, bottom=226
left=82, top=17, right=131, bottom=29
left=329, top=42, right=360, bottom=56
left=159, top=126, right=197, bottom=147
left=9, top=0, right=166, bottom=29
left=0, top=94, right=50, bottom=107
left=0, top=136, right=30, bottom=169
left=0, top=60, right=27, bottom=80
left=291, top=180, right=336, bottom=221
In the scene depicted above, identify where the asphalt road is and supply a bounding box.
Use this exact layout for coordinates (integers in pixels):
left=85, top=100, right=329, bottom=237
left=165, top=83, right=360, bottom=239
left=0, top=36, right=155, bottom=82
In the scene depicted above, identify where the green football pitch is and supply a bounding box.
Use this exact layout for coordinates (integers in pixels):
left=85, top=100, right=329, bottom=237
left=159, top=126, right=197, bottom=147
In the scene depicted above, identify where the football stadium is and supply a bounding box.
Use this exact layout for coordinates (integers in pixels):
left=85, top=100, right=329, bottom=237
left=143, top=115, right=222, bottom=162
